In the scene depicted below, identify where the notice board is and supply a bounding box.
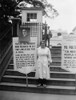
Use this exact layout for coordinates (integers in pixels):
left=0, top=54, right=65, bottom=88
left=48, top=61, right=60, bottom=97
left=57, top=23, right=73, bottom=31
left=62, top=35, right=76, bottom=73
left=13, top=37, right=37, bottom=74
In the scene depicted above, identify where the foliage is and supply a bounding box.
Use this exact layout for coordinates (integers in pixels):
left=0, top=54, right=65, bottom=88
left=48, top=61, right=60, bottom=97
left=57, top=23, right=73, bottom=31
left=0, top=0, right=19, bottom=20
left=0, top=0, right=58, bottom=23
left=17, top=0, right=59, bottom=18
left=0, top=0, right=59, bottom=32
left=0, top=0, right=19, bottom=32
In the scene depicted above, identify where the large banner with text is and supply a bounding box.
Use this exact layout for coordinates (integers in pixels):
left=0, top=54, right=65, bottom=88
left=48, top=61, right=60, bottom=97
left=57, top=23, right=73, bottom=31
left=13, top=37, right=37, bottom=74
left=62, top=35, right=76, bottom=73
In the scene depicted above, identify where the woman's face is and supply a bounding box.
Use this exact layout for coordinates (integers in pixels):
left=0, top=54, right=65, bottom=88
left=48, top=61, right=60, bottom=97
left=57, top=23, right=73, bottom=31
left=41, top=42, right=45, bottom=48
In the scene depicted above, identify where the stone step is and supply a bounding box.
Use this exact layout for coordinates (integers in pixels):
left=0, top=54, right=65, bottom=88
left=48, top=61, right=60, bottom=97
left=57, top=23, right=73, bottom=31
left=7, top=64, right=62, bottom=70
left=0, top=82, right=75, bottom=89
left=51, top=53, right=61, bottom=57
left=51, top=51, right=61, bottom=54
left=50, top=49, right=61, bottom=52
left=51, top=46, right=61, bottom=48
left=50, top=72, right=75, bottom=79
left=53, top=59, right=61, bottom=62
left=10, top=57, right=61, bottom=64
left=7, top=64, right=64, bottom=72
left=50, top=66, right=67, bottom=72
left=0, top=82, right=75, bottom=95
left=5, top=69, right=75, bottom=79
left=10, top=60, right=61, bottom=64
left=2, top=75, right=76, bottom=86
left=9, top=61, right=61, bottom=70
left=52, top=56, right=61, bottom=58
left=51, top=62, right=61, bottom=66
left=50, top=48, right=61, bottom=50
left=51, top=46, right=61, bottom=49
left=10, top=55, right=61, bottom=59
left=5, top=69, right=35, bottom=77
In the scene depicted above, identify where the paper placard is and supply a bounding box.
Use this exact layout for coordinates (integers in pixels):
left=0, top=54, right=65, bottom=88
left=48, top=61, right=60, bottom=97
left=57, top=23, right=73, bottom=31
left=13, top=37, right=37, bottom=74
left=62, top=35, right=76, bottom=73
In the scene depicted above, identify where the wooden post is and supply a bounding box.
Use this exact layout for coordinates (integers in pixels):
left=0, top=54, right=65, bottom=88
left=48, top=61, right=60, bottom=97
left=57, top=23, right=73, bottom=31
left=26, top=74, right=28, bottom=87
left=45, top=22, right=47, bottom=46
left=11, top=18, right=21, bottom=37
left=75, top=74, right=76, bottom=94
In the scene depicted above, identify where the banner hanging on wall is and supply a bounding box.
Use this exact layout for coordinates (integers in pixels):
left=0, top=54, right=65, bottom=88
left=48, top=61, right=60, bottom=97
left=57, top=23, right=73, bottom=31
left=62, top=34, right=76, bottom=73
left=13, top=37, right=37, bottom=74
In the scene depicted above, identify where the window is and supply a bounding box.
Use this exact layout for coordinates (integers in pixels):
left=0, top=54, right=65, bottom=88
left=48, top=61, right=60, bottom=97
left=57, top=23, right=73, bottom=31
left=27, top=13, right=37, bottom=22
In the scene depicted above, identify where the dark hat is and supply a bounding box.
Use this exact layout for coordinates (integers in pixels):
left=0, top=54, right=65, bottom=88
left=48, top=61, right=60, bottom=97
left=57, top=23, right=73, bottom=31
left=40, top=40, right=45, bottom=45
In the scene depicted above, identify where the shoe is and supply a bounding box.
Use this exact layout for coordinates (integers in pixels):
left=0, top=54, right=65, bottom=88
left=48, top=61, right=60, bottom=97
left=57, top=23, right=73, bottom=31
left=43, top=84, right=47, bottom=88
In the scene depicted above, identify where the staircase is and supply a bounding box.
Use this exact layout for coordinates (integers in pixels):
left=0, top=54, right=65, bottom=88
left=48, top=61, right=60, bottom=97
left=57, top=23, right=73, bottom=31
left=0, top=46, right=76, bottom=95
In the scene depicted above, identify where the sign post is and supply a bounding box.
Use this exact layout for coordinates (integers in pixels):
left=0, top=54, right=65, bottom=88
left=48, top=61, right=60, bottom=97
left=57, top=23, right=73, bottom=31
left=12, top=7, right=43, bottom=87
left=26, top=74, right=28, bottom=87
left=13, top=37, right=37, bottom=87
left=61, top=34, right=76, bottom=93
left=62, top=34, right=76, bottom=73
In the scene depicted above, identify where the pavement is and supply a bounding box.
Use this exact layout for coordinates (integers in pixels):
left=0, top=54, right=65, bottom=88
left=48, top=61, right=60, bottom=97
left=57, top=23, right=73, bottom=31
left=0, top=91, right=76, bottom=100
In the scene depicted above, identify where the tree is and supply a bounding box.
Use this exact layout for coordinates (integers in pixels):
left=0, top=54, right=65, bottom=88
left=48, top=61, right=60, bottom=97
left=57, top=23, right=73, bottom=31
left=0, top=0, right=20, bottom=32
left=0, top=0, right=58, bottom=32
left=17, top=0, right=59, bottom=18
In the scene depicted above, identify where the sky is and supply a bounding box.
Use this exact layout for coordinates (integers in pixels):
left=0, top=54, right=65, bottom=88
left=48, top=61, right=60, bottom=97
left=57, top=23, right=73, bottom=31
left=44, top=0, right=76, bottom=33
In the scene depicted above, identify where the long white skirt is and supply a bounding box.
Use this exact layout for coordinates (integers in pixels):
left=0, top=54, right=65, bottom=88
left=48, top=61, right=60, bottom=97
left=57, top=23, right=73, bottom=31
left=35, top=58, right=50, bottom=79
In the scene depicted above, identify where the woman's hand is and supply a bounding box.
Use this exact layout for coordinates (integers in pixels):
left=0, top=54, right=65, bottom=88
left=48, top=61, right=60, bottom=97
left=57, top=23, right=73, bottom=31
left=48, top=61, right=51, bottom=66
left=48, top=60, right=52, bottom=65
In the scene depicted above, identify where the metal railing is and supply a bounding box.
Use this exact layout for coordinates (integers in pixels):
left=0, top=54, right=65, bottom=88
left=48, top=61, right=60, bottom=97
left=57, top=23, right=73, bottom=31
left=0, top=25, right=12, bottom=81
left=0, top=26, right=12, bottom=61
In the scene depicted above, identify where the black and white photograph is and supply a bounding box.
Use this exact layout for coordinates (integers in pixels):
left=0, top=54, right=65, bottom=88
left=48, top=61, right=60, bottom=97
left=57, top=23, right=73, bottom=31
left=0, top=0, right=76, bottom=100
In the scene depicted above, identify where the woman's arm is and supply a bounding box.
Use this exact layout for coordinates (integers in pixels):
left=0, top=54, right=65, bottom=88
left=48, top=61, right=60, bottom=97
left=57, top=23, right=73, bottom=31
left=48, top=48, right=52, bottom=63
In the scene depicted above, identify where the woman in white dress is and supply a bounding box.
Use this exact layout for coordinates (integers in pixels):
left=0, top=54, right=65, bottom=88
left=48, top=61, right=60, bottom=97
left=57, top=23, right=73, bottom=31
left=36, top=40, right=52, bottom=87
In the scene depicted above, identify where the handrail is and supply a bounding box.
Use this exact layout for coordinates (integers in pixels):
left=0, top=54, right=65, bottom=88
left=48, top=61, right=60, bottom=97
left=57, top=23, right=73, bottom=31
left=0, top=25, right=12, bottom=56
left=0, top=39, right=12, bottom=57
left=0, top=41, right=12, bottom=64
left=0, top=43, right=12, bottom=82
left=0, top=26, right=12, bottom=41
left=0, top=24, right=12, bottom=81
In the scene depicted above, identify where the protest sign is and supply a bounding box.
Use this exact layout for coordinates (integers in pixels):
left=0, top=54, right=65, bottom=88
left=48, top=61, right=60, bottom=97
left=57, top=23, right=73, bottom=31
left=62, top=35, right=76, bottom=73
left=13, top=37, right=37, bottom=74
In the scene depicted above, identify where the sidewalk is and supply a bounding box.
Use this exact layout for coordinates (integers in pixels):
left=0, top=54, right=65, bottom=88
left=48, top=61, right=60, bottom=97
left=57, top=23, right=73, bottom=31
left=0, top=91, right=76, bottom=100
